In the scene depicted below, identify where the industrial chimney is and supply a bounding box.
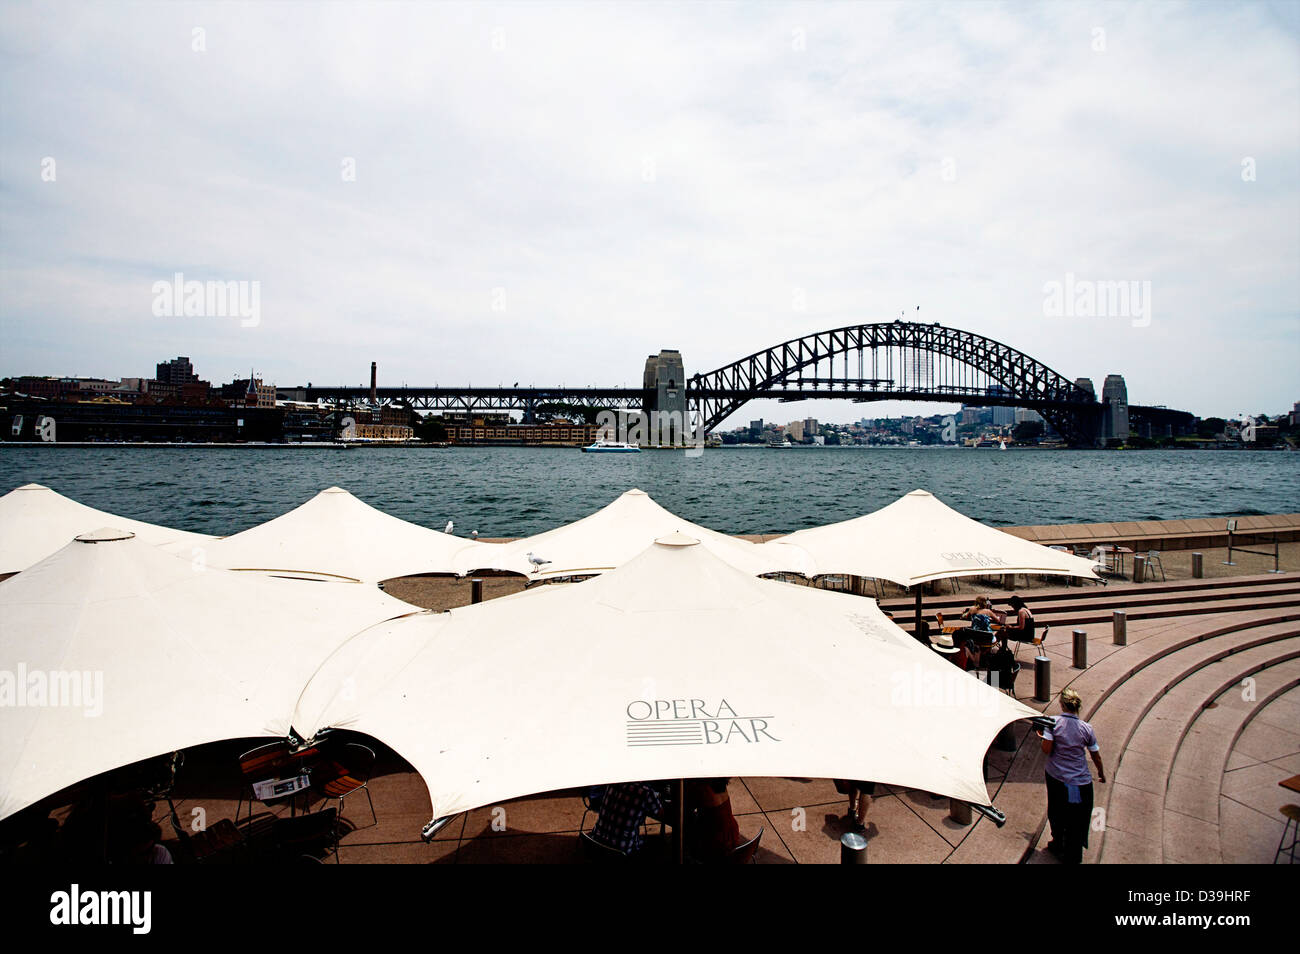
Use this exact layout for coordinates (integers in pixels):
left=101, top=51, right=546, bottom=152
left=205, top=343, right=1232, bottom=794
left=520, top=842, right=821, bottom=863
left=370, top=362, right=377, bottom=405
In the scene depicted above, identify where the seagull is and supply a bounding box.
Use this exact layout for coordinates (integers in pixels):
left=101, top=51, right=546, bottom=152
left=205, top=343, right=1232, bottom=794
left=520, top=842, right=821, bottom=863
left=444, top=520, right=454, bottom=534
left=471, top=530, right=479, bottom=539
left=526, top=552, right=552, bottom=574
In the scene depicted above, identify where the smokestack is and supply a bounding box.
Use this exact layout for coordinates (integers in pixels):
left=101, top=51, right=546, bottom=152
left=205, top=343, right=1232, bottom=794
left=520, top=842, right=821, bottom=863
left=370, top=362, right=377, bottom=404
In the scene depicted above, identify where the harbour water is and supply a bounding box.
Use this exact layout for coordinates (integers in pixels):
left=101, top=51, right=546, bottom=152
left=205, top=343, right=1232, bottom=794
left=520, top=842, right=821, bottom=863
left=2, top=445, right=1296, bottom=539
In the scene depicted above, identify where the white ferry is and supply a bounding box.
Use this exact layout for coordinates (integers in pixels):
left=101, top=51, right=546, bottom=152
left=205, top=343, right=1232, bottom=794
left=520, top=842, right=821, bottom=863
left=581, top=438, right=641, bottom=454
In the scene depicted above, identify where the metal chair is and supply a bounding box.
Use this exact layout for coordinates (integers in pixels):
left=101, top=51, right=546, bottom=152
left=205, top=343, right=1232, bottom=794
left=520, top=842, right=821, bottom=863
left=578, top=786, right=605, bottom=837
left=1145, top=550, right=1166, bottom=581
left=580, top=829, right=631, bottom=862
left=1275, top=805, right=1300, bottom=863
left=1015, top=623, right=1048, bottom=660
left=725, top=827, right=764, bottom=864
left=311, top=742, right=378, bottom=862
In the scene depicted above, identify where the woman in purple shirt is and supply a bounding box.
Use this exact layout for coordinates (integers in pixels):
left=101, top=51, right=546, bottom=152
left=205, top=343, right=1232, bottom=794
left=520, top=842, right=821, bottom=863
left=1038, top=688, right=1106, bottom=863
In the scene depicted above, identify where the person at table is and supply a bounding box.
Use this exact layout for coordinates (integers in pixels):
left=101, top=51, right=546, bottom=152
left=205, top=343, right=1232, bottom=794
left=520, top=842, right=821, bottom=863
left=994, top=595, right=1036, bottom=649
left=589, top=781, right=664, bottom=857
left=684, top=778, right=742, bottom=861
left=1037, top=688, right=1106, bottom=864
left=955, top=595, right=997, bottom=644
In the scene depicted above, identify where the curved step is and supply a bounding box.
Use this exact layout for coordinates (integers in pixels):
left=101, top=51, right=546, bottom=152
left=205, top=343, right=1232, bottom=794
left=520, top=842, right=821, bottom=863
left=1098, top=639, right=1300, bottom=862
left=1161, top=662, right=1300, bottom=863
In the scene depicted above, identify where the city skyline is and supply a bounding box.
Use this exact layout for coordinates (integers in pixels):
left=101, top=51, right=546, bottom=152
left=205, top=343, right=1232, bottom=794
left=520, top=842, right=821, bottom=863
left=2, top=2, right=1298, bottom=430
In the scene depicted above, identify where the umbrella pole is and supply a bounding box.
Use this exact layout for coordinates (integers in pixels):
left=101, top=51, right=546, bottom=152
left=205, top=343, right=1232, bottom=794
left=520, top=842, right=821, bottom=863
left=915, top=588, right=924, bottom=641
left=676, top=778, right=685, bottom=864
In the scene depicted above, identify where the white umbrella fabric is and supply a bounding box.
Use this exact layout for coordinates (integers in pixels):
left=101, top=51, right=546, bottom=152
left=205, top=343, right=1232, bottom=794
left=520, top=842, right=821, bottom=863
left=293, top=532, right=1036, bottom=825
left=199, top=486, right=488, bottom=583
left=453, top=488, right=814, bottom=579
left=0, top=483, right=213, bottom=576
left=0, top=528, right=420, bottom=821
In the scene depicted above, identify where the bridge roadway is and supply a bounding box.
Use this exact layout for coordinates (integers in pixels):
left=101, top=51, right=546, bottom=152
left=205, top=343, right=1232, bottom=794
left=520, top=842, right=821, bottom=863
left=299, top=383, right=1110, bottom=415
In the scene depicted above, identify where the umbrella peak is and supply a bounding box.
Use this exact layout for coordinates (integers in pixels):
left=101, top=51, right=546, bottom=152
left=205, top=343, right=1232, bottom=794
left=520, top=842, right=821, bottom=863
left=15, top=483, right=49, bottom=492
left=623, top=488, right=648, bottom=497
left=75, top=528, right=136, bottom=544
left=654, top=532, right=700, bottom=548
left=906, top=489, right=934, bottom=497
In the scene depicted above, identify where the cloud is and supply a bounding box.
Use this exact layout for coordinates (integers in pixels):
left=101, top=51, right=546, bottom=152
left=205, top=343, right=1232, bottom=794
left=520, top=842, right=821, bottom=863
left=1, top=0, right=1296, bottom=422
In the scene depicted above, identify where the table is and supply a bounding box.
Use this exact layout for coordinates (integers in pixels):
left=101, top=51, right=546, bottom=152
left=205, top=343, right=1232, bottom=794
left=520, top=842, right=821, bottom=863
left=1280, top=774, right=1300, bottom=795
left=1094, top=544, right=1135, bottom=577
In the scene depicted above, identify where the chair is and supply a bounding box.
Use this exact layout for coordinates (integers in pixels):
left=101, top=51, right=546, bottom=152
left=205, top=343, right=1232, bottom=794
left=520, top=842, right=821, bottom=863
left=580, top=829, right=630, bottom=862
left=1275, top=805, right=1300, bottom=863
left=725, top=827, right=763, bottom=864
left=1015, top=624, right=1048, bottom=660
left=578, top=786, right=605, bottom=837
left=1145, top=550, right=1166, bottom=581
left=311, top=742, right=378, bottom=862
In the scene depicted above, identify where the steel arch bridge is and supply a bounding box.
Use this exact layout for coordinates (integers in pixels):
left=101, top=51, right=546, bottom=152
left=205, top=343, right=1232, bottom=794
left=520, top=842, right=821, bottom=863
left=300, top=321, right=1114, bottom=445
left=687, top=322, right=1099, bottom=444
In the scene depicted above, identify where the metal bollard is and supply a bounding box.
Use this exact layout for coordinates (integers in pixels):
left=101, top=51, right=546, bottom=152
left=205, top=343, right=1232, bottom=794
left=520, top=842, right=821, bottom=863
left=995, top=724, right=1017, bottom=752
left=1034, top=655, right=1051, bottom=702
left=840, top=831, right=868, bottom=864
left=1072, top=629, right=1088, bottom=669
left=471, top=578, right=484, bottom=604
left=1112, top=610, right=1127, bottom=646
left=1192, top=552, right=1203, bottom=578
left=1132, top=554, right=1146, bottom=583
left=949, top=799, right=972, bottom=826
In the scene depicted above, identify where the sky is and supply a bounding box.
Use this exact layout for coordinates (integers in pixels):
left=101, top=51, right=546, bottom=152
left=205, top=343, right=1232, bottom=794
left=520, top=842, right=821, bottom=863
left=1, top=0, right=1298, bottom=428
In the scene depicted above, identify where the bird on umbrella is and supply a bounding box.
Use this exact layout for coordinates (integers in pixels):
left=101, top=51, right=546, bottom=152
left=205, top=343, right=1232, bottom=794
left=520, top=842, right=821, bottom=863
left=444, top=520, right=454, bottom=535
left=527, top=552, right=551, bottom=574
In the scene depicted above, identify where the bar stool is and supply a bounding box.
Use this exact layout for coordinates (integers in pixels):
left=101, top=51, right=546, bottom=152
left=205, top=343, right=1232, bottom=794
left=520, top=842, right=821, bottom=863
left=1275, top=804, right=1300, bottom=863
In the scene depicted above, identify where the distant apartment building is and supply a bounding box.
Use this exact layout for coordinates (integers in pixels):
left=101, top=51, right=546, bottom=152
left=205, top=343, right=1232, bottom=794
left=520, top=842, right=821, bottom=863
left=787, top=420, right=805, bottom=442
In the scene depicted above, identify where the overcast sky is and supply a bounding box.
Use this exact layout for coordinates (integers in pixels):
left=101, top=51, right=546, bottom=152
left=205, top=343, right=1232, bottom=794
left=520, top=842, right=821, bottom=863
left=2, top=0, right=1297, bottom=427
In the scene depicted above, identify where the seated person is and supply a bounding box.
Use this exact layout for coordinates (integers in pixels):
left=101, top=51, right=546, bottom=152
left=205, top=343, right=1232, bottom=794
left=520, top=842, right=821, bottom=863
left=994, top=595, right=1036, bottom=648
left=589, top=781, right=664, bottom=856
left=956, top=596, right=997, bottom=644
left=684, top=778, right=742, bottom=861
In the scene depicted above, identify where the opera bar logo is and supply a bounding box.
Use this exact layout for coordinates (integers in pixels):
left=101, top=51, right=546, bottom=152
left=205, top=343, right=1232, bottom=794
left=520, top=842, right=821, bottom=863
left=940, top=551, right=1009, bottom=569
left=626, top=698, right=779, bottom=747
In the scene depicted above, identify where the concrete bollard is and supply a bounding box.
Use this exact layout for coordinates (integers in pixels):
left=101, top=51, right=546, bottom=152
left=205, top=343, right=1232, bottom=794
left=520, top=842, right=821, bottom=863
left=471, top=578, right=484, bottom=604
left=1192, top=552, right=1203, bottom=578
left=1072, top=629, right=1088, bottom=669
left=1133, top=554, right=1146, bottom=583
left=1113, top=610, right=1127, bottom=646
left=949, top=799, right=972, bottom=826
left=840, top=831, right=868, bottom=864
left=1034, top=655, right=1051, bottom=702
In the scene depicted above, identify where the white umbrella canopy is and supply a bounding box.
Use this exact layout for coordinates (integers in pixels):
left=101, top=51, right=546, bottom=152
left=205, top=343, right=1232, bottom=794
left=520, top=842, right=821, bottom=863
left=453, top=488, right=815, bottom=579
left=771, top=489, right=1101, bottom=586
left=0, top=529, right=421, bottom=822
left=199, top=486, right=487, bottom=583
left=0, top=483, right=214, bottom=576
left=293, top=532, right=1037, bottom=822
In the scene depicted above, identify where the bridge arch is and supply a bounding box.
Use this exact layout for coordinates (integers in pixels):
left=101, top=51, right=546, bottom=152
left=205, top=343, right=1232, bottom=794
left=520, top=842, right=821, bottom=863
left=687, top=321, right=1098, bottom=443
